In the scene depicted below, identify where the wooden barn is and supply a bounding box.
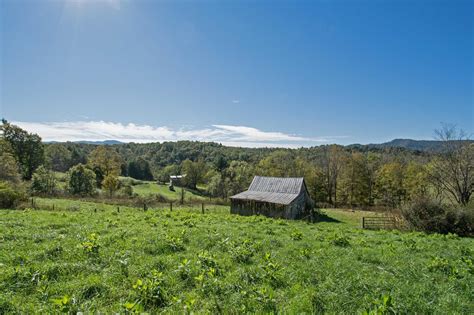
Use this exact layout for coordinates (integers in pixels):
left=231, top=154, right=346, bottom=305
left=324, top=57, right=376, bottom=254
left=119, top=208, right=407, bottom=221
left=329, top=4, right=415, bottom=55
left=230, top=176, right=314, bottom=220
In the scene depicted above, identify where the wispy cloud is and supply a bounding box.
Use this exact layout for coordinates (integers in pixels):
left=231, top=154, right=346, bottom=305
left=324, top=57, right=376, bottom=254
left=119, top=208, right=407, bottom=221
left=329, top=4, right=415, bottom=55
left=12, top=121, right=343, bottom=148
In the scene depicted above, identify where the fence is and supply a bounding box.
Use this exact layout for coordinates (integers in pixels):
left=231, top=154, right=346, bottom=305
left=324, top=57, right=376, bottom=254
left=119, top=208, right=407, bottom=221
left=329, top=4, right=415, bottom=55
left=362, top=216, right=397, bottom=230
left=28, top=197, right=217, bottom=215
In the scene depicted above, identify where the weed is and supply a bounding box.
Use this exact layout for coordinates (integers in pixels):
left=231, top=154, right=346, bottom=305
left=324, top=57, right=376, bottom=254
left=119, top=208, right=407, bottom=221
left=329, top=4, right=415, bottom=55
left=328, top=233, right=350, bottom=247
left=290, top=230, right=303, bottom=240
left=81, top=233, right=100, bottom=255
left=130, top=270, right=168, bottom=310
left=363, top=294, right=396, bottom=315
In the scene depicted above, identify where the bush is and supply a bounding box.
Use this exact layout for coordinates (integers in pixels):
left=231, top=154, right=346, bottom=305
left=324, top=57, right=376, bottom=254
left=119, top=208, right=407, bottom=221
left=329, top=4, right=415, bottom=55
left=402, top=198, right=474, bottom=237
left=31, top=166, right=57, bottom=195
left=0, top=181, right=22, bottom=208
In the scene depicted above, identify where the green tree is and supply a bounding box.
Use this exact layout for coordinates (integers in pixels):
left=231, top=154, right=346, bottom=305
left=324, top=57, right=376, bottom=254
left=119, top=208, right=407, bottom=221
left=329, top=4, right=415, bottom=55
left=0, top=139, right=21, bottom=184
left=375, top=162, right=406, bottom=208
left=339, top=152, right=370, bottom=207
left=45, top=144, right=72, bottom=172
left=181, top=159, right=206, bottom=189
left=257, top=150, right=297, bottom=177
left=213, top=154, right=228, bottom=174
left=88, top=146, right=122, bottom=187
left=0, top=181, right=23, bottom=208
left=128, top=157, right=154, bottom=180
left=1, top=119, right=44, bottom=179
left=31, top=166, right=57, bottom=195
left=67, top=164, right=96, bottom=196
left=157, top=164, right=180, bottom=184
left=88, top=146, right=122, bottom=176
left=405, top=162, right=429, bottom=200
left=207, top=173, right=227, bottom=198
left=102, top=174, right=120, bottom=197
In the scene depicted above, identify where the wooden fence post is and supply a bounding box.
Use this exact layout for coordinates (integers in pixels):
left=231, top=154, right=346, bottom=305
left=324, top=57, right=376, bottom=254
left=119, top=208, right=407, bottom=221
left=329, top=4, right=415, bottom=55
left=362, top=217, right=365, bottom=229
left=170, top=202, right=173, bottom=212
left=201, top=203, right=204, bottom=214
left=117, top=206, right=120, bottom=213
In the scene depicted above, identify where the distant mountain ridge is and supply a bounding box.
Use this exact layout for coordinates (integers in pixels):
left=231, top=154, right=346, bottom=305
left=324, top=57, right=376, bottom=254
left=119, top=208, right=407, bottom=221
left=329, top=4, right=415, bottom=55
left=349, top=138, right=473, bottom=152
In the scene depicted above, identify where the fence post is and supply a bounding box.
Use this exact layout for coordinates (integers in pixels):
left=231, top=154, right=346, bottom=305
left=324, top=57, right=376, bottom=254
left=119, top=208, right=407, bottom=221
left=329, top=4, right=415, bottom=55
left=170, top=202, right=173, bottom=212
left=117, top=206, right=120, bottom=213
left=143, top=203, right=147, bottom=211
left=201, top=203, right=204, bottom=214
left=362, top=217, right=365, bottom=229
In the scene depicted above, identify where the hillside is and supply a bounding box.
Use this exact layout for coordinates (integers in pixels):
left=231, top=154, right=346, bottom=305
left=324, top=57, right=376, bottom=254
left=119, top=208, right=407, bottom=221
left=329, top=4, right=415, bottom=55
left=365, top=139, right=473, bottom=152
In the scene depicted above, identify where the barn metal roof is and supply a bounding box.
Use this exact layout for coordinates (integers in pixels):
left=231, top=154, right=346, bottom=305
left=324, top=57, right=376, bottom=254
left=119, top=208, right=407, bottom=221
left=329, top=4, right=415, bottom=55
left=230, top=176, right=305, bottom=205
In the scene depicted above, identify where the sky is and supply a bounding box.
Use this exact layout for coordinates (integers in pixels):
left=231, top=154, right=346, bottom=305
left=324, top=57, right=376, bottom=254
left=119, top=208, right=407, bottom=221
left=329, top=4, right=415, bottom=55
left=1, top=0, right=473, bottom=147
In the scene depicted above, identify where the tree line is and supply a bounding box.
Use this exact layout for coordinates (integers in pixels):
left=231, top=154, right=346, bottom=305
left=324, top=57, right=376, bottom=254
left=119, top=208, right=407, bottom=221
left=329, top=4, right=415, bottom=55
left=1, top=120, right=473, bottom=214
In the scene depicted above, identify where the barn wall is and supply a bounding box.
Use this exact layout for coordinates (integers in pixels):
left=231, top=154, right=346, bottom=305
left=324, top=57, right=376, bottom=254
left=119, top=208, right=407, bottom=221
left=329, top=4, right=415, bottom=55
left=231, top=191, right=312, bottom=220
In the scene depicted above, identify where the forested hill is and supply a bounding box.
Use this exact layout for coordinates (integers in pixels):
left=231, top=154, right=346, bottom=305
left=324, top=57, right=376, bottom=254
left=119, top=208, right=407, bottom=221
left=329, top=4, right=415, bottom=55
left=359, top=139, right=474, bottom=152
left=60, top=138, right=471, bottom=152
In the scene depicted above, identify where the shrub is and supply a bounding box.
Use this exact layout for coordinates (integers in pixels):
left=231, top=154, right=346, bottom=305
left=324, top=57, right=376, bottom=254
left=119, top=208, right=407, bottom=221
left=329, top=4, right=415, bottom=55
left=118, top=184, right=133, bottom=197
left=402, top=198, right=474, bottom=236
left=102, top=174, right=120, bottom=197
left=0, top=181, right=22, bottom=208
left=31, top=166, right=57, bottom=195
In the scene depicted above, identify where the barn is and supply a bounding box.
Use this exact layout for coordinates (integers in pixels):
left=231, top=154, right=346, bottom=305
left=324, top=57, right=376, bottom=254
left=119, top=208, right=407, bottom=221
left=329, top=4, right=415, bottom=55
left=230, top=176, right=314, bottom=220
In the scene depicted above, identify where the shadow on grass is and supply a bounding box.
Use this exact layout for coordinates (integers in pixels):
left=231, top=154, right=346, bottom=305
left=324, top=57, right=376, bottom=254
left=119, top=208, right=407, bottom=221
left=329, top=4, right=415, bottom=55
left=315, top=212, right=341, bottom=223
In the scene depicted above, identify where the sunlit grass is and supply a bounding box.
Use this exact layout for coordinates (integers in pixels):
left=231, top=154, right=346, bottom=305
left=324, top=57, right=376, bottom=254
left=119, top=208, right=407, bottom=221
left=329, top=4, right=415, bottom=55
left=0, top=199, right=472, bottom=313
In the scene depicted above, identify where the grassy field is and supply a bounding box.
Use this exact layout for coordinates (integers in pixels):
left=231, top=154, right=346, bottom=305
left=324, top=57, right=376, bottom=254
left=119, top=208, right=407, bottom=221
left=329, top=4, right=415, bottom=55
left=0, top=199, right=473, bottom=313
left=130, top=181, right=207, bottom=202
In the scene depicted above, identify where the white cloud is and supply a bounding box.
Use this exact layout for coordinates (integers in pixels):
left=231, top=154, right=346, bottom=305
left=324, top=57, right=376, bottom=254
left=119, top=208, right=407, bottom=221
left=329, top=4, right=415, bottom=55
left=12, top=121, right=341, bottom=148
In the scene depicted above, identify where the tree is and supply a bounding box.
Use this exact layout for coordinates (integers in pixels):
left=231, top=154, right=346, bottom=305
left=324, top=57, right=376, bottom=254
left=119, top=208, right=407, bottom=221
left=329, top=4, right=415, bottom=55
left=0, top=181, right=23, bottom=208
left=67, top=164, right=96, bottom=196
left=375, top=162, right=406, bottom=208
left=405, top=162, right=429, bottom=201
left=128, top=158, right=154, bottom=180
left=213, top=154, right=228, bottom=174
left=181, top=159, right=206, bottom=189
left=88, top=146, right=122, bottom=176
left=1, top=119, right=44, bottom=179
left=322, top=145, right=346, bottom=207
left=102, top=174, right=120, bottom=197
left=0, top=139, right=21, bottom=184
left=88, top=146, right=122, bottom=187
left=428, top=124, right=473, bottom=206
left=257, top=150, right=297, bottom=177
left=338, top=152, right=370, bottom=207
left=45, top=144, right=72, bottom=172
left=207, top=173, right=227, bottom=198
left=31, top=166, right=57, bottom=195
left=157, top=164, right=180, bottom=184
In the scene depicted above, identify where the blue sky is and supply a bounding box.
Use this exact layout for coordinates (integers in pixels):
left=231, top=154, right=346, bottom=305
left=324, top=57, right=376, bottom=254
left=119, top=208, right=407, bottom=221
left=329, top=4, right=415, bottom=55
left=1, top=0, right=472, bottom=147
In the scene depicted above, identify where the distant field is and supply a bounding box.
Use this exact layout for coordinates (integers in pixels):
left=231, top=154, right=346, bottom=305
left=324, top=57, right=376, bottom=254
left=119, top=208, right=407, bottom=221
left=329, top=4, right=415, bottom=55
left=0, top=199, right=472, bottom=313
left=130, top=181, right=207, bottom=201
